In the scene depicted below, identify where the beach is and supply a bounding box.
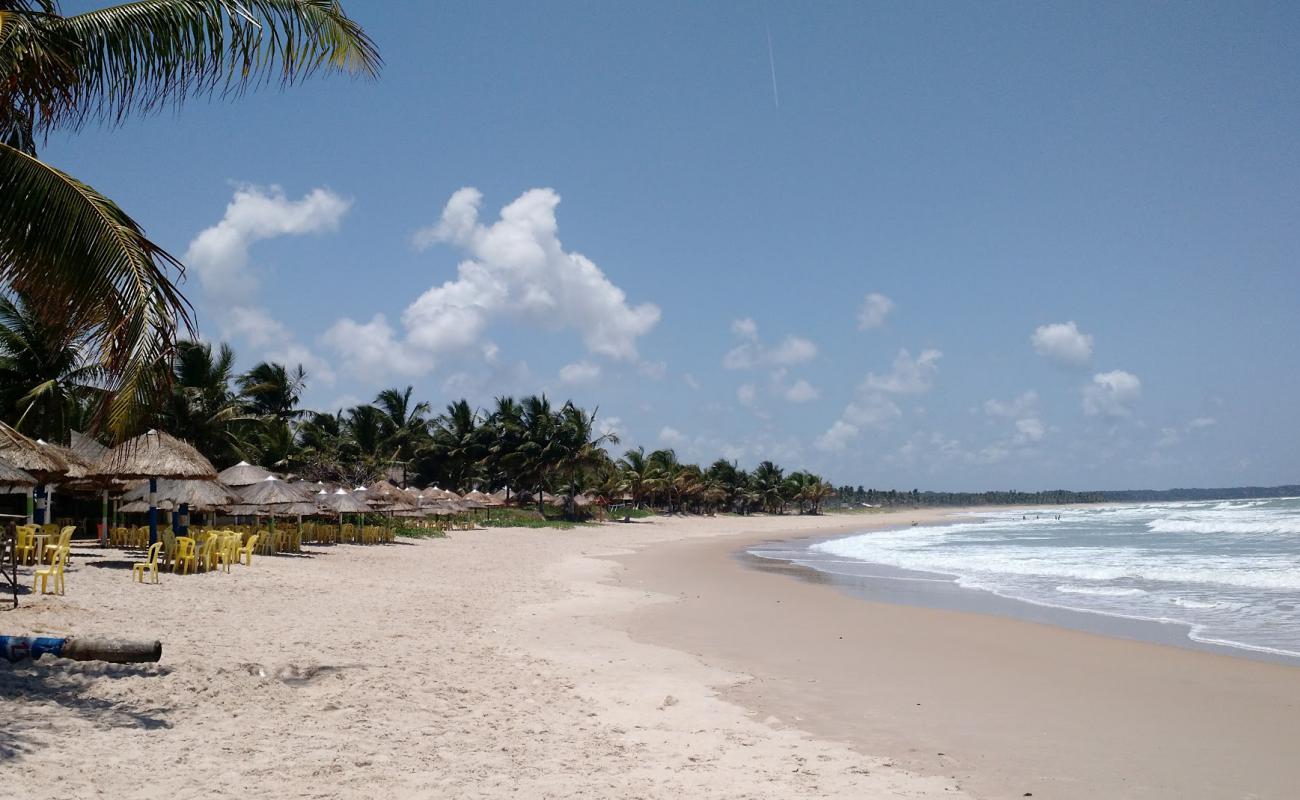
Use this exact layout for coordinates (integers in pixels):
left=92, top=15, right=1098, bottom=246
left=3, top=510, right=1299, bottom=798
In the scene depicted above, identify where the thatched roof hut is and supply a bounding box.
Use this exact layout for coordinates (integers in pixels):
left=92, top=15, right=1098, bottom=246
left=0, top=455, right=36, bottom=488
left=0, top=421, right=68, bottom=479
left=92, top=429, right=217, bottom=481
left=38, top=440, right=93, bottom=481
left=69, top=430, right=109, bottom=464
left=217, top=461, right=274, bottom=487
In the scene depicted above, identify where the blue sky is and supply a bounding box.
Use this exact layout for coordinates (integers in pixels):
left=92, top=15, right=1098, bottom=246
left=49, top=1, right=1300, bottom=490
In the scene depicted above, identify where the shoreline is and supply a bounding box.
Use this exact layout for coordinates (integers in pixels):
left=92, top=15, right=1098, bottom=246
left=744, top=529, right=1300, bottom=667
left=606, top=510, right=1300, bottom=799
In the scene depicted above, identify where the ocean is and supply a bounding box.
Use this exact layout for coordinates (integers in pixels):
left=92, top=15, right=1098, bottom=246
left=773, top=498, right=1300, bottom=661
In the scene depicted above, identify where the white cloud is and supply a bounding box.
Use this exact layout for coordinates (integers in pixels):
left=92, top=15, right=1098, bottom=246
left=864, top=348, right=942, bottom=394
left=683, top=373, right=701, bottom=390
left=184, top=185, right=350, bottom=385
left=1013, top=417, right=1046, bottom=443
left=330, top=187, right=661, bottom=378
left=783, top=378, right=820, bottom=403
left=722, top=318, right=817, bottom=370
left=815, top=394, right=901, bottom=451
left=815, top=420, right=860, bottom=452
left=1156, top=416, right=1217, bottom=449
left=658, top=426, right=688, bottom=448
left=558, top=360, right=601, bottom=385
left=983, top=391, right=1039, bottom=419
left=186, top=185, right=351, bottom=305
left=1082, top=370, right=1142, bottom=417
left=1189, top=416, right=1217, bottom=429
left=1031, top=321, right=1093, bottom=368
left=857, top=293, right=894, bottom=330
left=321, top=314, right=428, bottom=378
left=737, top=383, right=758, bottom=408
left=597, top=416, right=624, bottom=440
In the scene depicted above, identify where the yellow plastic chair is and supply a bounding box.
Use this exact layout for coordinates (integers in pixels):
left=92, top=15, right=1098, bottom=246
left=196, top=536, right=219, bottom=572
left=173, top=536, right=196, bottom=574
left=33, top=547, right=67, bottom=595
left=43, top=526, right=74, bottom=565
left=237, top=534, right=259, bottom=566
left=215, top=532, right=239, bottom=573
left=15, top=526, right=36, bottom=565
left=133, top=542, right=163, bottom=584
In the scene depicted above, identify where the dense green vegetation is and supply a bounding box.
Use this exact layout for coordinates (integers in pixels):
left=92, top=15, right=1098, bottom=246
left=0, top=331, right=839, bottom=515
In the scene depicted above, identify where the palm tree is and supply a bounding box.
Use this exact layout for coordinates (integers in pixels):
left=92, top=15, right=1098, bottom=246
left=0, top=290, right=101, bottom=441
left=0, top=1, right=379, bottom=438
left=554, top=402, right=619, bottom=516
left=238, top=362, right=307, bottom=421
left=617, top=447, right=652, bottom=509
left=426, top=399, right=481, bottom=491
left=162, top=339, right=250, bottom=465
left=480, top=396, right=523, bottom=497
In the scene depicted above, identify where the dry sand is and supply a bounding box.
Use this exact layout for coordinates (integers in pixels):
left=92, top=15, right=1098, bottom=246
left=4, top=509, right=1297, bottom=799
left=1, top=511, right=966, bottom=799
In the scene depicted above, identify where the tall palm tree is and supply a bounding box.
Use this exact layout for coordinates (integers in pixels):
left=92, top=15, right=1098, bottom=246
left=617, top=447, right=652, bottom=509
left=162, top=339, right=251, bottom=465
left=0, top=1, right=379, bottom=438
left=238, top=361, right=307, bottom=421
left=480, top=395, right=523, bottom=496
left=374, top=386, right=430, bottom=479
left=554, top=402, right=619, bottom=515
left=0, top=290, right=101, bottom=441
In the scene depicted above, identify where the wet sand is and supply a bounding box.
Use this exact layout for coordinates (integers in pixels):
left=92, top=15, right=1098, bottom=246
left=612, top=521, right=1300, bottom=799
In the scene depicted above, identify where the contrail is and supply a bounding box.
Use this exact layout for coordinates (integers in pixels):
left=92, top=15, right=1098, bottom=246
left=766, top=22, right=780, bottom=108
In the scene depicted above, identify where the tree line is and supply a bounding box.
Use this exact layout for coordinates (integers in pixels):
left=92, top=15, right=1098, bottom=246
left=0, top=305, right=837, bottom=516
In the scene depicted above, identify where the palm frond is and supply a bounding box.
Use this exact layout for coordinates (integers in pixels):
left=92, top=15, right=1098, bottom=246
left=37, top=0, right=380, bottom=132
left=0, top=140, right=188, bottom=436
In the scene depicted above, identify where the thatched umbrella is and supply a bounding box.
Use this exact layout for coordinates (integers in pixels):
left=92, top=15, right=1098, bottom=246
left=0, top=421, right=68, bottom=523
left=0, top=455, right=36, bottom=489
left=67, top=431, right=120, bottom=544
left=122, top=479, right=241, bottom=510
left=91, top=429, right=217, bottom=545
left=121, top=499, right=174, bottom=514
left=489, top=488, right=513, bottom=506
left=236, top=477, right=308, bottom=553
left=318, top=487, right=369, bottom=538
left=217, top=461, right=274, bottom=487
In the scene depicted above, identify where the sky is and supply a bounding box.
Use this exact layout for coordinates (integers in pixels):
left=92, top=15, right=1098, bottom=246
left=47, top=1, right=1300, bottom=491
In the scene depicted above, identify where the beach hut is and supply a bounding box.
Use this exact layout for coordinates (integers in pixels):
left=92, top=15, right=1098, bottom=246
left=0, top=421, right=69, bottom=523
left=217, top=461, right=274, bottom=487
left=90, top=430, right=217, bottom=546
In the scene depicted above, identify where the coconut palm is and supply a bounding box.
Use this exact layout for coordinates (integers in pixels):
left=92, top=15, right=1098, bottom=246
left=161, top=339, right=250, bottom=465
left=554, top=402, right=619, bottom=515
left=0, top=290, right=102, bottom=441
left=238, top=361, right=308, bottom=421
left=426, top=398, right=482, bottom=491
left=375, top=386, right=431, bottom=469
left=617, top=447, right=653, bottom=509
left=0, top=0, right=379, bottom=438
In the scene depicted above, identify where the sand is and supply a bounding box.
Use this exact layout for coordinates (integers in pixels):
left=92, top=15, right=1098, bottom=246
left=1, top=512, right=965, bottom=799
left=3, top=510, right=1297, bottom=798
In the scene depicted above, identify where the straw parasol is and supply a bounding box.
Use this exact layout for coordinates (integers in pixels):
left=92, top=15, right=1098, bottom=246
left=91, top=429, right=217, bottom=481
left=121, top=499, right=174, bottom=513
left=90, top=429, right=217, bottom=545
left=0, top=421, right=68, bottom=480
left=217, top=461, right=274, bottom=487
left=122, top=479, right=241, bottom=510
left=489, top=488, right=513, bottom=506
left=463, top=489, right=492, bottom=504
left=0, top=455, right=36, bottom=488
left=319, top=488, right=369, bottom=514
left=238, top=476, right=306, bottom=507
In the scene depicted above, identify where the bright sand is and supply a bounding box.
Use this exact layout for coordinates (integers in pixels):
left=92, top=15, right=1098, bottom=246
left=3, top=510, right=1298, bottom=798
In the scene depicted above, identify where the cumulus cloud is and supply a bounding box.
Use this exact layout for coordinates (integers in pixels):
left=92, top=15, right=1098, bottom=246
left=186, top=185, right=351, bottom=305
left=857, top=293, right=894, bottom=330
left=637, top=360, right=667, bottom=381
left=658, top=426, right=688, bottom=448
left=783, top=378, right=820, bottom=403
left=320, top=314, right=427, bottom=378
left=330, top=187, right=661, bottom=377
left=722, top=318, right=817, bottom=370
left=1031, top=321, right=1093, bottom=368
left=864, top=349, right=942, bottom=394
left=559, top=360, right=601, bottom=385
left=184, top=185, right=350, bottom=384
left=1082, top=370, right=1141, bottom=417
